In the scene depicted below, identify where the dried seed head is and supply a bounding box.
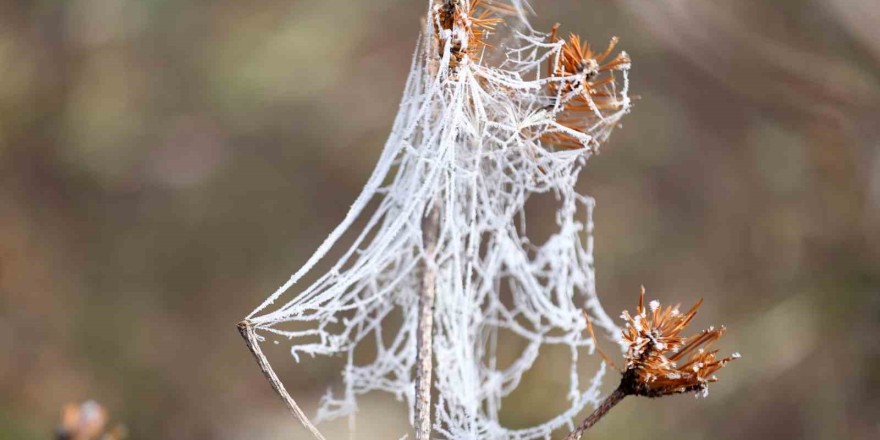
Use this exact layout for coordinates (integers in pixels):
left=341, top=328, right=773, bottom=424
left=57, top=400, right=127, bottom=440
left=432, top=0, right=511, bottom=68
left=59, top=401, right=107, bottom=440
left=548, top=25, right=631, bottom=95
left=543, top=24, right=631, bottom=151
left=588, top=287, right=739, bottom=399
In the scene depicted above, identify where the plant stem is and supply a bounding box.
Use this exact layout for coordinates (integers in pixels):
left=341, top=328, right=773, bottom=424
left=563, top=387, right=627, bottom=440
left=238, top=320, right=327, bottom=440
left=414, top=198, right=441, bottom=440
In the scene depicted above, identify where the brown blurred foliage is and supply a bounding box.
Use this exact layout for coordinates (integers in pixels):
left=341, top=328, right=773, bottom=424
left=57, top=400, right=126, bottom=440
left=1, top=0, right=877, bottom=439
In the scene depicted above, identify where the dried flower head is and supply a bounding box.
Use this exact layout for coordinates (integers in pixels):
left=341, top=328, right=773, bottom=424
left=548, top=24, right=631, bottom=97
left=57, top=400, right=127, bottom=440
left=432, top=0, right=511, bottom=68
left=588, top=287, right=739, bottom=399
left=544, top=24, right=631, bottom=150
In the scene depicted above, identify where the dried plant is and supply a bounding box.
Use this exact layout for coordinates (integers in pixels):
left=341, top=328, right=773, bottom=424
left=56, top=400, right=127, bottom=440
left=237, top=0, right=739, bottom=437
left=568, top=287, right=740, bottom=439
left=239, top=1, right=637, bottom=438
left=544, top=24, right=631, bottom=151
left=432, top=0, right=512, bottom=67
left=617, top=288, right=740, bottom=398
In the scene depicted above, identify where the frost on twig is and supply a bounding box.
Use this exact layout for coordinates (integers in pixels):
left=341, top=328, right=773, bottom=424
left=241, top=1, right=633, bottom=438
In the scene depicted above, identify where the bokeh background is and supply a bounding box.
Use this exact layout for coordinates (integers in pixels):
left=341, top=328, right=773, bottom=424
left=2, top=0, right=878, bottom=439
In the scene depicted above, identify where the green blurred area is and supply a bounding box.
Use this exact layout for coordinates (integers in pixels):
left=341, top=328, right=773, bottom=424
left=1, top=0, right=878, bottom=439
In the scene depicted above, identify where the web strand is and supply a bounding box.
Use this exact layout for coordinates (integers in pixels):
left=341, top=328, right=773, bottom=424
left=244, top=1, right=633, bottom=438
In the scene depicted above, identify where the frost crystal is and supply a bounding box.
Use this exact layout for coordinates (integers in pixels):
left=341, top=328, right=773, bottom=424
left=243, top=1, right=632, bottom=438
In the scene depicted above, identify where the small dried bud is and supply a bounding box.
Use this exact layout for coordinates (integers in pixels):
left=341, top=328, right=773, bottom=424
left=57, top=401, right=127, bottom=440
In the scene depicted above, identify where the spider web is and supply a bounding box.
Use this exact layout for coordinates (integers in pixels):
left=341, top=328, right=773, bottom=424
left=245, top=1, right=632, bottom=438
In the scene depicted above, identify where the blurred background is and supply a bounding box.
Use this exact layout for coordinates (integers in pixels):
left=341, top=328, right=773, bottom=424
left=1, top=0, right=878, bottom=438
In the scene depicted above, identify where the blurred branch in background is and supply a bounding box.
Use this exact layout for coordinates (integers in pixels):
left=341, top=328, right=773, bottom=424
left=612, top=0, right=880, bottom=243
left=825, top=0, right=880, bottom=67
left=615, top=0, right=879, bottom=119
left=611, top=0, right=880, bottom=275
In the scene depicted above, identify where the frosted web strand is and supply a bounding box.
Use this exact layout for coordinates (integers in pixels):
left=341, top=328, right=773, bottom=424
left=244, top=1, right=633, bottom=438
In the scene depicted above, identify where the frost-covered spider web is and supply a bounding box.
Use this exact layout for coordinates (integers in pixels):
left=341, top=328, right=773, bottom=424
left=244, top=1, right=632, bottom=438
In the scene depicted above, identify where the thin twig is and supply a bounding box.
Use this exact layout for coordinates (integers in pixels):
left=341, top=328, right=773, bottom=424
left=414, top=198, right=441, bottom=440
left=563, top=387, right=627, bottom=440
left=238, top=320, right=327, bottom=440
